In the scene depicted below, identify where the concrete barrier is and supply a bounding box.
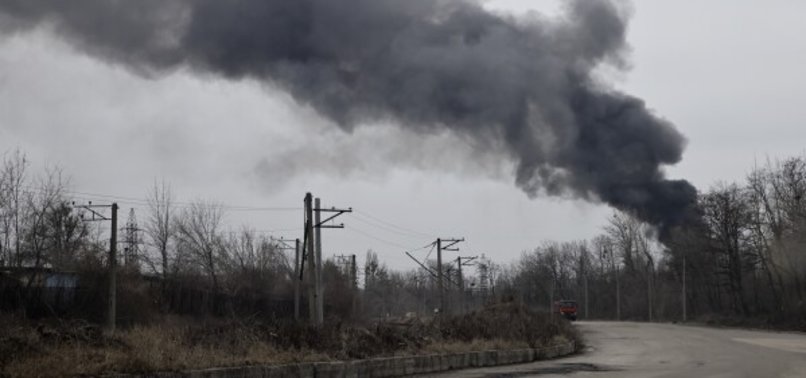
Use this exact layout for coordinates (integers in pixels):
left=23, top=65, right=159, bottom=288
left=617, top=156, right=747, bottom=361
left=112, top=341, right=575, bottom=378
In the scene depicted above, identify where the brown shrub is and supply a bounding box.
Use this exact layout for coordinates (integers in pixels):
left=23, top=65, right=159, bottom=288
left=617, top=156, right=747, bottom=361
left=1, top=302, right=580, bottom=376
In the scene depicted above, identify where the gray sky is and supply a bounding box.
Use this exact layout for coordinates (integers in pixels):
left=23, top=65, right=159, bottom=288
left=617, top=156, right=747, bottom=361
left=1, top=0, right=805, bottom=270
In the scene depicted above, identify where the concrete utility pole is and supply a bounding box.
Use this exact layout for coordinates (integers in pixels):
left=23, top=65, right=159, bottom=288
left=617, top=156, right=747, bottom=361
left=314, top=198, right=323, bottom=326
left=108, top=203, right=118, bottom=333
left=550, top=276, right=555, bottom=320
left=74, top=201, right=118, bottom=333
left=682, top=254, right=687, bottom=322
left=648, top=266, right=654, bottom=322
left=584, top=273, right=589, bottom=319
left=275, top=237, right=300, bottom=320
left=616, top=263, right=621, bottom=321
left=304, top=193, right=317, bottom=324
left=295, top=238, right=301, bottom=320
left=335, top=253, right=360, bottom=315
left=351, top=254, right=357, bottom=288
left=308, top=195, right=351, bottom=326
left=437, top=239, right=442, bottom=312
left=351, top=254, right=358, bottom=315
left=435, top=237, right=464, bottom=314
left=581, top=255, right=589, bottom=320
left=605, top=246, right=621, bottom=321
left=457, top=257, right=463, bottom=300
left=456, top=256, right=477, bottom=314
left=457, top=256, right=463, bottom=314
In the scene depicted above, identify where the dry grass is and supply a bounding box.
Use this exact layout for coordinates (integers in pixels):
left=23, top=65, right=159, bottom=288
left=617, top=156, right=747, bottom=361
left=1, top=303, right=579, bottom=377
left=1, top=318, right=328, bottom=377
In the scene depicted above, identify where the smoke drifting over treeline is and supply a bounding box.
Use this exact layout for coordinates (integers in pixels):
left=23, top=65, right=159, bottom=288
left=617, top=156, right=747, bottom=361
left=0, top=0, right=696, bottom=236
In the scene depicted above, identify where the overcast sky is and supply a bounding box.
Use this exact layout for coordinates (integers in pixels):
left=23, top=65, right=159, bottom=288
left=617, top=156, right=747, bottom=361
left=1, top=0, right=805, bottom=271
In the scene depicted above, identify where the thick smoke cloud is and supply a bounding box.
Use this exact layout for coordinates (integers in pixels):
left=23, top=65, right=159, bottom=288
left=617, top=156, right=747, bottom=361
left=0, top=0, right=697, bottom=236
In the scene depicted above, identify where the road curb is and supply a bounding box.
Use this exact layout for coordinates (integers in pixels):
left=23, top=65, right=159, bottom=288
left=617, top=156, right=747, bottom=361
left=114, top=342, right=576, bottom=377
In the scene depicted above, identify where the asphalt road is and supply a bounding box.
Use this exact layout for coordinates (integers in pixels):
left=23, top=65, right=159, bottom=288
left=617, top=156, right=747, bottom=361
left=425, top=321, right=806, bottom=378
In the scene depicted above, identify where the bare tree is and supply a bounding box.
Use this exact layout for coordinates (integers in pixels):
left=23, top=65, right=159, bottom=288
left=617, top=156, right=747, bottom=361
left=44, top=200, right=88, bottom=270
left=145, top=180, right=175, bottom=279
left=747, top=156, right=806, bottom=307
left=20, top=167, right=70, bottom=298
left=604, top=211, right=641, bottom=274
left=1, top=149, right=30, bottom=267
left=222, top=228, right=290, bottom=295
left=701, top=182, right=754, bottom=315
left=364, top=250, right=392, bottom=317
left=175, top=201, right=225, bottom=293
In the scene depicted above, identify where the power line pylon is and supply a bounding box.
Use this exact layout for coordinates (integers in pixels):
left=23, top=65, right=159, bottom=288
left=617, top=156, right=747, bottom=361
left=477, top=254, right=491, bottom=301
left=334, top=254, right=353, bottom=278
left=122, top=208, right=142, bottom=269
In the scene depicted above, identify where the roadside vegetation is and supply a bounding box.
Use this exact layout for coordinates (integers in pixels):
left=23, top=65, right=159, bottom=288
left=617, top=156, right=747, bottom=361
left=0, top=302, right=578, bottom=377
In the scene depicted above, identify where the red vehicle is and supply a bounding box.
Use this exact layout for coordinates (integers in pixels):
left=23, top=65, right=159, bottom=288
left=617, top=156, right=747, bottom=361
left=555, top=300, right=578, bottom=321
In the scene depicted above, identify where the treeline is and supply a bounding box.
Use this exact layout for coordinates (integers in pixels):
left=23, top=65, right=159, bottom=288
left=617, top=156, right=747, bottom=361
left=490, top=155, right=806, bottom=327
left=354, top=155, right=806, bottom=328
left=0, top=149, right=359, bottom=321
left=0, top=148, right=498, bottom=323
left=3, top=147, right=805, bottom=329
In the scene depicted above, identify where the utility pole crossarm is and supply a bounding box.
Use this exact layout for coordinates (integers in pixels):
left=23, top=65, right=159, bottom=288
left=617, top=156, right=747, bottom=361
left=460, top=256, right=478, bottom=266
left=441, top=238, right=464, bottom=251
left=315, top=207, right=352, bottom=228
left=73, top=203, right=111, bottom=221
left=273, top=237, right=297, bottom=251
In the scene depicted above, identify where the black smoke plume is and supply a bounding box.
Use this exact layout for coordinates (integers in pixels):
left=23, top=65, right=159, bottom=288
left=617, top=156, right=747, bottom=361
left=0, top=0, right=697, bottom=236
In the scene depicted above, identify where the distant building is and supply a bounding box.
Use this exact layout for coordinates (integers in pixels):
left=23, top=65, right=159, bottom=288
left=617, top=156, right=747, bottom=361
left=0, top=266, right=79, bottom=288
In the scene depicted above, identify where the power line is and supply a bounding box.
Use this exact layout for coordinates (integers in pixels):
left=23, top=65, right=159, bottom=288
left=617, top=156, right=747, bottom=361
left=349, top=213, right=437, bottom=243
left=20, top=185, right=301, bottom=211
left=347, top=226, right=413, bottom=249
left=352, top=210, right=436, bottom=238
left=347, top=225, right=432, bottom=252
left=66, top=189, right=300, bottom=211
left=424, top=241, right=436, bottom=261
left=222, top=227, right=303, bottom=235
